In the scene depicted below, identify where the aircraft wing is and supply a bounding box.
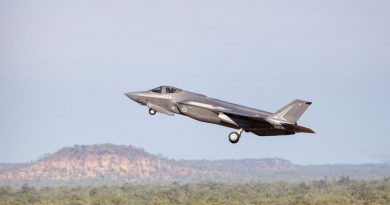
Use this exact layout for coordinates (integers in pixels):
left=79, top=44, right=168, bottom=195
left=220, top=112, right=273, bottom=129
left=217, top=112, right=315, bottom=133
left=147, top=103, right=174, bottom=116
left=177, top=101, right=271, bottom=128
left=177, top=100, right=313, bottom=132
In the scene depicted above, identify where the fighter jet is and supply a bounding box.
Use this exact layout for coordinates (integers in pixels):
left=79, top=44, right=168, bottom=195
left=125, top=86, right=314, bottom=143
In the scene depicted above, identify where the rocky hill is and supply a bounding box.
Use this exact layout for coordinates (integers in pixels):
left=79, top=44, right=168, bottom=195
left=0, top=144, right=389, bottom=186
left=0, top=144, right=295, bottom=186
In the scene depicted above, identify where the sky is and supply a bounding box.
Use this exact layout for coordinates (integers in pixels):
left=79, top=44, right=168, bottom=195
left=0, top=0, right=389, bottom=165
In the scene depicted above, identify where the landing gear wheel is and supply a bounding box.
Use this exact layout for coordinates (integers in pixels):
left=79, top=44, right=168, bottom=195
left=228, top=132, right=240, bottom=144
left=149, top=108, right=156, bottom=115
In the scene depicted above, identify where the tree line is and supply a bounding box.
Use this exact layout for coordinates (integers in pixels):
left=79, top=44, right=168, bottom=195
left=0, top=177, right=389, bottom=205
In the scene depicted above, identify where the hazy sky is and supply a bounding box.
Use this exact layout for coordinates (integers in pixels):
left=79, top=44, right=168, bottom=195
left=1, top=0, right=389, bottom=164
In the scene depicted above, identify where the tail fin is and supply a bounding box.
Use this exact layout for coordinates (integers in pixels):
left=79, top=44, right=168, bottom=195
left=268, top=99, right=312, bottom=124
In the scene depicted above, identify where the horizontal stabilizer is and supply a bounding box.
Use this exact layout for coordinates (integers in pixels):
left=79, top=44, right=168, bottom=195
left=282, top=123, right=315, bottom=133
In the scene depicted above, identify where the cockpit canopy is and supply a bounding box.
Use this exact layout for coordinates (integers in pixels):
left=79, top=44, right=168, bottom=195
left=150, top=86, right=182, bottom=94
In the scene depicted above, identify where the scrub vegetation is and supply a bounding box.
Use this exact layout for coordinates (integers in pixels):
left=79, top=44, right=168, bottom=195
left=1, top=177, right=389, bottom=205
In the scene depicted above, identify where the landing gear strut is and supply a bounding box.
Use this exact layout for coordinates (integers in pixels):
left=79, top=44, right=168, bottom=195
left=228, top=128, right=244, bottom=144
left=149, top=108, right=156, bottom=115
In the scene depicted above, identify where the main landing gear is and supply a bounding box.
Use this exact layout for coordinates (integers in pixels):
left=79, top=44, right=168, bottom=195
left=228, top=128, right=244, bottom=144
left=149, top=108, right=156, bottom=115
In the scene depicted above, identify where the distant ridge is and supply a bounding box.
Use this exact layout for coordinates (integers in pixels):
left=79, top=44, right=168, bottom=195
left=0, top=144, right=389, bottom=186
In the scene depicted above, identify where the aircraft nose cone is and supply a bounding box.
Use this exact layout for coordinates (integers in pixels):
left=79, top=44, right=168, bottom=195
left=125, top=92, right=139, bottom=101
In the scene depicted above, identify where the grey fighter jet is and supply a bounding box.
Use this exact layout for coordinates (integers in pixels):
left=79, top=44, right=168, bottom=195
left=125, top=86, right=314, bottom=143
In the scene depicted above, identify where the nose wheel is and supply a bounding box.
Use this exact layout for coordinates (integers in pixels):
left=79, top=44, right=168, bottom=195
left=149, top=108, right=157, bottom=115
left=228, top=128, right=244, bottom=144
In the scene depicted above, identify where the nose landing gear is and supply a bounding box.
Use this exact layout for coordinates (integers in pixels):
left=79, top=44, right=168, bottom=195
left=149, top=108, right=157, bottom=115
left=228, top=128, right=244, bottom=144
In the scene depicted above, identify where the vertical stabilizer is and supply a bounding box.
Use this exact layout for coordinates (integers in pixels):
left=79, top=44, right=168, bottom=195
left=267, top=99, right=311, bottom=124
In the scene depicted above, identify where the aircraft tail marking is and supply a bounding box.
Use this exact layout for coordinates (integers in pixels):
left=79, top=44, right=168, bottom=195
left=268, top=99, right=311, bottom=124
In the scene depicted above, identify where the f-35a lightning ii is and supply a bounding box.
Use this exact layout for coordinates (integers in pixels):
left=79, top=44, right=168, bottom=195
left=125, top=86, right=314, bottom=143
